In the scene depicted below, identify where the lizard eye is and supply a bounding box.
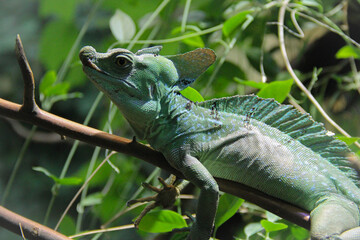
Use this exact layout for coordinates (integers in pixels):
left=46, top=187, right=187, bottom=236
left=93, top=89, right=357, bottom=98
left=115, top=56, right=131, bottom=68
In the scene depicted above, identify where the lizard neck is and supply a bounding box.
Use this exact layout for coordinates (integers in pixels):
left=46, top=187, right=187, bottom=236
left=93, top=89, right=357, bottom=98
left=110, top=96, right=161, bottom=140
left=146, top=91, right=192, bottom=151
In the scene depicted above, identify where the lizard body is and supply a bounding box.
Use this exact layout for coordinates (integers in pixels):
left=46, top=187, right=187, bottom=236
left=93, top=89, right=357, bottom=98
left=79, top=46, right=360, bottom=240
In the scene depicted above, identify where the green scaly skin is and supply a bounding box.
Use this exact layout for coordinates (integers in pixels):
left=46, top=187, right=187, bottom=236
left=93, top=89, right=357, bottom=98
left=79, top=46, right=360, bottom=240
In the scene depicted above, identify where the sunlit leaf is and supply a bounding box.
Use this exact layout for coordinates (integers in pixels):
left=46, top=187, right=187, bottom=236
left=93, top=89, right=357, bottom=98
left=244, top=222, right=263, bottom=238
left=110, top=9, right=136, bottom=42
left=257, top=79, right=293, bottom=103
left=138, top=210, right=187, bottom=233
left=335, top=45, right=360, bottom=59
left=56, top=177, right=83, bottom=186
left=180, top=87, right=204, bottom=102
left=215, top=194, right=244, bottom=228
left=335, top=136, right=360, bottom=146
left=291, top=225, right=310, bottom=240
left=266, top=211, right=281, bottom=222
left=234, top=78, right=267, bottom=89
left=79, top=192, right=104, bottom=207
left=43, top=82, right=71, bottom=97
left=223, top=10, right=253, bottom=37
left=40, top=71, right=57, bottom=97
left=260, top=219, right=288, bottom=232
left=182, top=35, right=205, bottom=48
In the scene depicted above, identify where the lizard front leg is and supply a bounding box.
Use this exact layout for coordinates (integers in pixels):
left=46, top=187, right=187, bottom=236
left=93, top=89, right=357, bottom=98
left=127, top=176, right=181, bottom=228
left=165, top=148, right=219, bottom=240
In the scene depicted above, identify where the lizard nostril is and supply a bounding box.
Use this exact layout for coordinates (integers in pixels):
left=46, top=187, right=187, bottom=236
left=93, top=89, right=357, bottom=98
left=79, top=46, right=96, bottom=65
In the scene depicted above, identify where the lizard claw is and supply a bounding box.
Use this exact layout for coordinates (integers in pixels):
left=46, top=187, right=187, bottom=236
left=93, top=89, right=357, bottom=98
left=127, top=176, right=181, bottom=227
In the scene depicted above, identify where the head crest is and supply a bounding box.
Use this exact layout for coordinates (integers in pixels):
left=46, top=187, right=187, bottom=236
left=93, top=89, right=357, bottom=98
left=167, top=48, right=216, bottom=89
left=135, top=46, right=163, bottom=56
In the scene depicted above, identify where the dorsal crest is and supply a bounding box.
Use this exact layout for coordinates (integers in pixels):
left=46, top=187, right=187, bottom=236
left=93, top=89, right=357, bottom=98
left=198, top=95, right=360, bottom=187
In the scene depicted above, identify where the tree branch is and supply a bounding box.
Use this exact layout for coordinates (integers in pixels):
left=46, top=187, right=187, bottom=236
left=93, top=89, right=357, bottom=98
left=0, top=206, right=71, bottom=240
left=0, top=35, right=310, bottom=239
left=15, top=34, right=38, bottom=114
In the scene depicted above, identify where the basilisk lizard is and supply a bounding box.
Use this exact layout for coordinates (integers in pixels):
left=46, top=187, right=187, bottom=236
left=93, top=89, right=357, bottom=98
left=79, top=46, right=360, bottom=240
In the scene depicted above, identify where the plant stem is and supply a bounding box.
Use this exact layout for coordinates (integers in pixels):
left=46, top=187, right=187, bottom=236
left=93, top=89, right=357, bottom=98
left=127, top=0, right=171, bottom=50
left=43, top=92, right=104, bottom=225
left=56, top=0, right=104, bottom=84
left=55, top=152, right=117, bottom=231
left=202, top=36, right=237, bottom=95
left=278, top=0, right=360, bottom=148
left=1, top=126, right=37, bottom=205
left=110, top=24, right=223, bottom=47
left=181, top=0, right=192, bottom=33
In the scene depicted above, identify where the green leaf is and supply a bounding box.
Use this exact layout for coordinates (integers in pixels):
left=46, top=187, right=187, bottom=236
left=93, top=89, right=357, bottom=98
left=265, top=211, right=281, bottom=222
left=244, top=222, right=263, bottom=238
left=180, top=87, right=204, bottom=102
left=291, top=225, right=310, bottom=240
left=58, top=216, right=76, bottom=236
left=79, top=192, right=104, bottom=208
left=260, top=220, right=288, bottom=232
left=110, top=9, right=136, bottom=42
left=170, top=232, right=188, bottom=240
left=33, top=166, right=56, bottom=179
left=257, top=79, right=293, bottom=103
left=215, top=194, right=244, bottom=228
left=57, top=177, right=83, bottom=186
left=33, top=166, right=82, bottom=186
left=335, top=136, right=360, bottom=146
left=182, top=35, right=205, bottom=48
left=335, top=45, right=360, bottom=59
left=171, top=27, right=205, bottom=49
left=44, top=82, right=71, bottom=97
left=138, top=210, right=187, bottom=233
left=234, top=78, right=267, bottom=89
left=223, top=10, right=253, bottom=37
left=40, top=71, right=57, bottom=96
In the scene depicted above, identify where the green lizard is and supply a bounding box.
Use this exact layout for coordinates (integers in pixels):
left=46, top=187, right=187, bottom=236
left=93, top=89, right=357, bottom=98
left=79, top=45, right=360, bottom=240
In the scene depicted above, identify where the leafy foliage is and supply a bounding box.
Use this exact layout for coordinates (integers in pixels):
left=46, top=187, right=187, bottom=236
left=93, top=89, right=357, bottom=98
left=138, top=210, right=188, bottom=233
left=0, top=0, right=359, bottom=240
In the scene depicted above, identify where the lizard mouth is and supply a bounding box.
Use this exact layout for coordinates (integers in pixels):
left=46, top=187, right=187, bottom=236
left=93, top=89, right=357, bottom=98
left=81, top=58, right=104, bottom=73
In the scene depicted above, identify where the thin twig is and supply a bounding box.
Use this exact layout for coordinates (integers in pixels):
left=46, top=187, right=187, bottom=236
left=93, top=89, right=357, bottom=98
left=293, top=7, right=360, bottom=49
left=278, top=0, right=360, bottom=148
left=19, top=223, right=25, bottom=240
left=69, top=224, right=135, bottom=239
left=54, top=151, right=117, bottom=231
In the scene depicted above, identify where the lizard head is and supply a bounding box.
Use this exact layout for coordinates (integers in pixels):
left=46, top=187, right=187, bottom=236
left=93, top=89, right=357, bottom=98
left=79, top=45, right=216, bottom=99
left=79, top=45, right=215, bottom=138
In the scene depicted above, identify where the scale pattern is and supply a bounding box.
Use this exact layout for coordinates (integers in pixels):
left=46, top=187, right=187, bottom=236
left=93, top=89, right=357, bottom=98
left=198, top=94, right=359, bottom=187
